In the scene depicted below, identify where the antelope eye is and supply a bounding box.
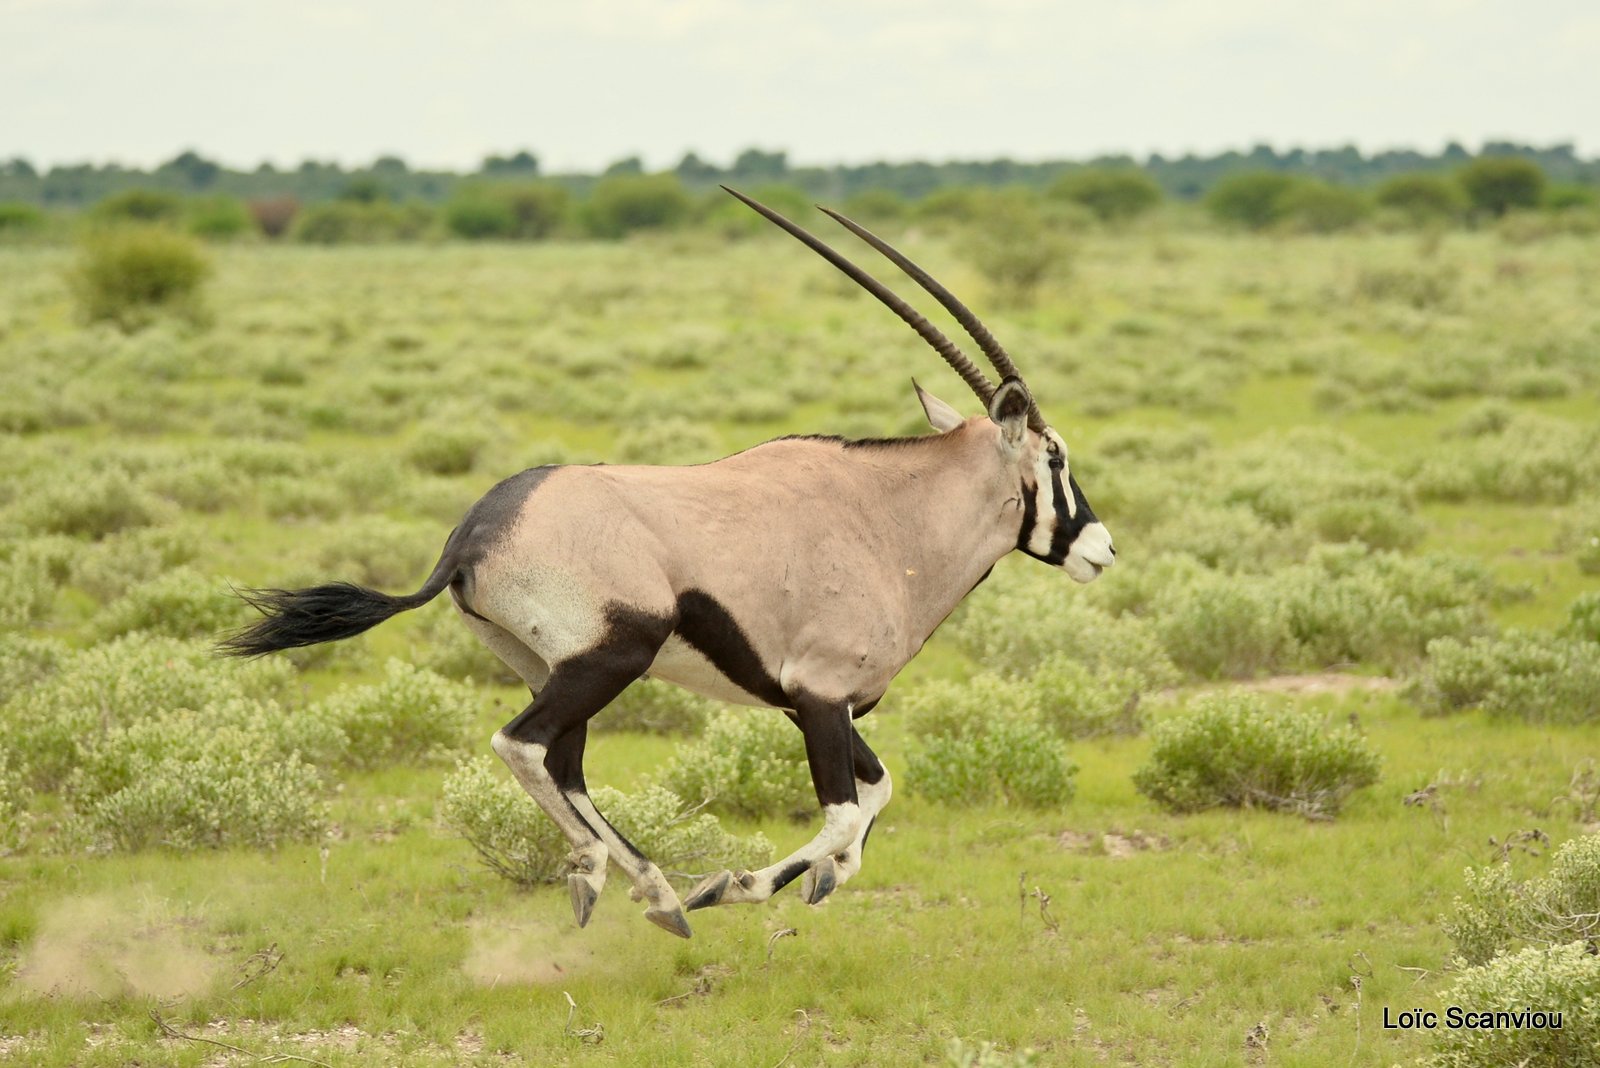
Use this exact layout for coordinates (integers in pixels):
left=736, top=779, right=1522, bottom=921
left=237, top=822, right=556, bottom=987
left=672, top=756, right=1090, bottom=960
left=1047, top=456, right=1065, bottom=471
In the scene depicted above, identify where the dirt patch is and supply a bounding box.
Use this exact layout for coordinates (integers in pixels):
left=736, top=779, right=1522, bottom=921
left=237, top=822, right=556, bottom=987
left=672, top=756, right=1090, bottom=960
left=462, top=918, right=597, bottom=987
left=15, top=893, right=219, bottom=1000
left=1237, top=673, right=1397, bottom=696
left=1058, top=829, right=1170, bottom=858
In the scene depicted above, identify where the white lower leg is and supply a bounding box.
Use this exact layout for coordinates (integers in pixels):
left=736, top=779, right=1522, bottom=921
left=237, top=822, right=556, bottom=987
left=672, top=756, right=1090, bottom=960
left=565, top=790, right=689, bottom=937
left=491, top=732, right=608, bottom=905
left=695, top=802, right=863, bottom=907
left=835, top=767, right=892, bottom=885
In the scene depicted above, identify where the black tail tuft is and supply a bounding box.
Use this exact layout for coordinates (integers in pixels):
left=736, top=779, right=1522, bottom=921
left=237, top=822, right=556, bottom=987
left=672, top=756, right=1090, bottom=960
left=219, top=581, right=438, bottom=658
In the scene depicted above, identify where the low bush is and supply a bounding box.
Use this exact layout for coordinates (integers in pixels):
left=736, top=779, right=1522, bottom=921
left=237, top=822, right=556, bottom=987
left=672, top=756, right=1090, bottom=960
left=1352, top=264, right=1460, bottom=310
left=292, top=201, right=434, bottom=243
left=962, top=191, right=1076, bottom=307
left=1277, top=181, right=1369, bottom=233
left=1443, top=833, right=1600, bottom=966
left=68, top=226, right=210, bottom=330
left=1156, top=574, right=1298, bottom=678
left=89, top=567, right=246, bottom=640
left=90, top=188, right=185, bottom=226
left=1205, top=172, right=1297, bottom=230
left=441, top=758, right=772, bottom=886
left=594, top=678, right=715, bottom=734
left=1558, top=498, right=1600, bottom=575
left=1048, top=168, right=1162, bottom=223
left=0, top=536, right=71, bottom=626
left=1567, top=592, right=1600, bottom=644
left=303, top=659, right=477, bottom=770
left=0, top=633, right=69, bottom=696
left=907, top=704, right=1077, bottom=808
left=1373, top=173, right=1467, bottom=225
left=583, top=174, right=692, bottom=239
left=613, top=418, right=723, bottom=465
left=1457, top=156, right=1547, bottom=218
left=314, top=516, right=438, bottom=589
left=1412, top=631, right=1600, bottom=723
left=0, top=201, right=46, bottom=235
left=658, top=709, right=814, bottom=821
left=406, top=419, right=492, bottom=476
left=67, top=708, right=327, bottom=852
left=1133, top=694, right=1381, bottom=817
left=186, top=195, right=253, bottom=239
left=2, top=635, right=298, bottom=790
left=1426, top=942, right=1599, bottom=1068
left=8, top=470, right=173, bottom=540
left=0, top=749, right=32, bottom=854
left=445, top=182, right=570, bottom=240
left=899, top=661, right=1143, bottom=743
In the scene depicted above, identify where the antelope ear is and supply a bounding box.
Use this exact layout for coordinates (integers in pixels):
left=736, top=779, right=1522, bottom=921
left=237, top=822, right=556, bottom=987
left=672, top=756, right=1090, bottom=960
left=913, top=379, right=965, bottom=432
left=987, top=376, right=1031, bottom=453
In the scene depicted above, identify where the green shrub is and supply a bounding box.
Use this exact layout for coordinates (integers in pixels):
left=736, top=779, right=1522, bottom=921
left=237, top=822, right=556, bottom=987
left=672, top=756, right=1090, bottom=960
left=444, top=181, right=571, bottom=239
left=0, top=201, right=46, bottom=234
left=441, top=758, right=772, bottom=886
left=9, top=471, right=172, bottom=539
left=613, top=417, right=723, bottom=465
left=68, top=710, right=327, bottom=852
left=68, top=226, right=210, bottom=330
left=962, top=191, right=1075, bottom=307
left=1277, top=181, right=1369, bottom=233
left=1412, top=632, right=1600, bottom=723
left=0, top=748, right=33, bottom=854
left=899, top=662, right=1143, bottom=743
left=907, top=705, right=1077, bottom=808
left=1048, top=168, right=1162, bottom=223
left=583, top=174, right=691, bottom=239
left=1156, top=573, right=1297, bottom=678
left=1373, top=172, right=1467, bottom=225
left=1545, top=182, right=1598, bottom=212
left=0, top=633, right=69, bottom=697
left=90, top=188, right=185, bottom=226
left=594, top=679, right=714, bottom=734
left=945, top=1039, right=1038, bottom=1068
left=292, top=200, right=434, bottom=243
left=89, top=567, right=245, bottom=640
left=406, top=420, right=492, bottom=475
left=947, top=573, right=1181, bottom=688
left=1205, top=172, right=1297, bottom=230
left=1567, top=592, right=1600, bottom=644
left=1443, top=833, right=1600, bottom=967
left=186, top=195, right=253, bottom=239
left=658, top=709, right=814, bottom=821
left=312, top=516, right=438, bottom=590
left=1426, top=943, right=1600, bottom=1068
left=1353, top=264, right=1459, bottom=309
left=1558, top=498, right=1600, bottom=575
left=303, top=660, right=477, bottom=770
left=2, top=635, right=298, bottom=790
left=1457, top=157, right=1547, bottom=218
left=1133, top=694, right=1380, bottom=817
left=0, top=536, right=72, bottom=626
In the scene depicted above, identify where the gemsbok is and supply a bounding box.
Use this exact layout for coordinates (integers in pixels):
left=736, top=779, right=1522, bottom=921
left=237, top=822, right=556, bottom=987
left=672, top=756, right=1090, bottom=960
left=223, top=187, right=1115, bottom=938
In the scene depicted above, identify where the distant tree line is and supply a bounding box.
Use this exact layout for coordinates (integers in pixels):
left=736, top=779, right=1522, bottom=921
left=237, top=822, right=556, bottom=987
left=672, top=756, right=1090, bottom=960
left=0, top=146, right=1594, bottom=247
left=1, top=141, right=1595, bottom=209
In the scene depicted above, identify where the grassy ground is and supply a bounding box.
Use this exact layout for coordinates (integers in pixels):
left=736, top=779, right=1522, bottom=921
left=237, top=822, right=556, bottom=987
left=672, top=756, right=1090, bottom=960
left=1, top=228, right=1597, bottom=1065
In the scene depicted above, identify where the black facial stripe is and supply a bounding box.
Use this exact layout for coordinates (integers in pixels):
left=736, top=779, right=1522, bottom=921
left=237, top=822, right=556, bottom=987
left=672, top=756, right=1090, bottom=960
left=674, top=589, right=787, bottom=706
left=1020, top=471, right=1096, bottom=566
left=1015, top=477, right=1039, bottom=554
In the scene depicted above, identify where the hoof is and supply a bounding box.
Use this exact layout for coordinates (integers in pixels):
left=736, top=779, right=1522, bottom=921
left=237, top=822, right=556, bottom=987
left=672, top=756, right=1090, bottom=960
left=568, top=872, right=600, bottom=927
left=685, top=870, right=732, bottom=912
left=645, top=905, right=693, bottom=939
left=802, top=856, right=840, bottom=905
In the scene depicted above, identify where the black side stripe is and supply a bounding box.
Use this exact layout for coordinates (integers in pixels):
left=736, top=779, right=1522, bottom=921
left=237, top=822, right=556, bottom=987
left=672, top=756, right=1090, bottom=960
left=1015, top=477, right=1038, bottom=555
left=674, top=590, right=788, bottom=706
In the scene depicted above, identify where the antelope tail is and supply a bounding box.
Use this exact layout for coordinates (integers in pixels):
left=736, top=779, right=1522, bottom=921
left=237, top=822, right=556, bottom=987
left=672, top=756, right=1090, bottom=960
left=218, top=530, right=461, bottom=657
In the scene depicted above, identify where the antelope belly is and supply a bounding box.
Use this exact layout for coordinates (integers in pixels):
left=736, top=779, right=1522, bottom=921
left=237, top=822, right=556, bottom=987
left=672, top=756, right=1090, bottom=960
left=645, top=635, right=774, bottom=708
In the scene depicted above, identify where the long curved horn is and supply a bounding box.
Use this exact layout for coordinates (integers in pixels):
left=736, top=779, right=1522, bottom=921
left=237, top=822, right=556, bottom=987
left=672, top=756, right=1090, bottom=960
left=818, top=206, right=1046, bottom=433
left=721, top=186, right=996, bottom=405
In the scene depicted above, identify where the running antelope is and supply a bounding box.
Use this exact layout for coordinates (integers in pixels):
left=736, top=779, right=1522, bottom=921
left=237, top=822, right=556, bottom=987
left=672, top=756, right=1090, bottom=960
left=223, top=187, right=1115, bottom=938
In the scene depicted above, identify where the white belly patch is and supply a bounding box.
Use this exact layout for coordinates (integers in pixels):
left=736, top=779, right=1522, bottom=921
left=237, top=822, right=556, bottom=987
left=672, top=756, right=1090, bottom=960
left=645, top=635, right=773, bottom=708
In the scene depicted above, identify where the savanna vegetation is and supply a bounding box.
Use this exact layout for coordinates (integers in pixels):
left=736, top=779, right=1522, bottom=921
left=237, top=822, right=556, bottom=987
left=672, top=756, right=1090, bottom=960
left=1, top=188, right=1598, bottom=1066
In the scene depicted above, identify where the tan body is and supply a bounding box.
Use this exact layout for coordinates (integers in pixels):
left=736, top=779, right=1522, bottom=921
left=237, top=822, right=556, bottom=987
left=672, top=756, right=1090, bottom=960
left=463, top=424, right=1020, bottom=709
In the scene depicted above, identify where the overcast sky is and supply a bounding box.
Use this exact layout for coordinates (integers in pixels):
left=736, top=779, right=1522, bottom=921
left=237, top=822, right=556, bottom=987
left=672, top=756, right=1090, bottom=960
left=4, top=0, right=1596, bottom=172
